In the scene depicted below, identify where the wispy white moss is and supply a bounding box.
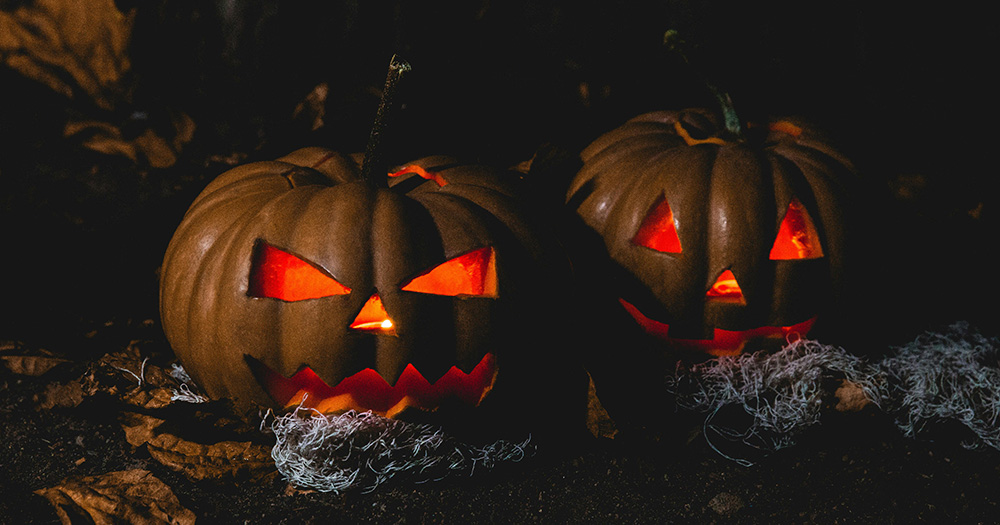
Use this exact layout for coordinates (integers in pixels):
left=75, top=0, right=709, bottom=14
left=269, top=408, right=532, bottom=493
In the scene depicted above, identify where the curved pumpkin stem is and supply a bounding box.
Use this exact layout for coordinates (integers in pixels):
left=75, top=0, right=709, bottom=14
left=663, top=30, right=743, bottom=140
left=361, top=54, right=412, bottom=188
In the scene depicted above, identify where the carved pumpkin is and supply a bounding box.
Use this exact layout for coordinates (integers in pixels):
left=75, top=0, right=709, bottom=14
left=567, top=109, right=853, bottom=356
left=160, top=147, right=582, bottom=432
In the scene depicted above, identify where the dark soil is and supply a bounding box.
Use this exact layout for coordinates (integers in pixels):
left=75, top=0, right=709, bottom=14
left=3, top=1, right=999, bottom=522
left=3, top=330, right=999, bottom=524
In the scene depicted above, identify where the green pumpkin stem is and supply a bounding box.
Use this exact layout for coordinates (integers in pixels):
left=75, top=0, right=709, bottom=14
left=663, top=30, right=743, bottom=139
left=361, top=54, right=412, bottom=188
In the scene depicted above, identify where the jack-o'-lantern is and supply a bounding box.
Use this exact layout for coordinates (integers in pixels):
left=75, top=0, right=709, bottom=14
left=566, top=108, right=853, bottom=356
left=159, top=147, right=584, bottom=435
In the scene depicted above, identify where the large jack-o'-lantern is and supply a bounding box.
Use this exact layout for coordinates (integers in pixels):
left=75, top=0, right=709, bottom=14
left=567, top=108, right=853, bottom=356
left=159, top=58, right=585, bottom=437
left=160, top=148, right=583, bottom=433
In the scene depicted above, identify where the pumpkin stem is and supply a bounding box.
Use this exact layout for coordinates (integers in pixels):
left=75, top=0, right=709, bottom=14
left=361, top=54, right=412, bottom=188
left=663, top=30, right=743, bottom=139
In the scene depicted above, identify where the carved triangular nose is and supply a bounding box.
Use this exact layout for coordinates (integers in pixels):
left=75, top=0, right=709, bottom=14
left=706, top=270, right=745, bottom=305
left=350, top=294, right=396, bottom=334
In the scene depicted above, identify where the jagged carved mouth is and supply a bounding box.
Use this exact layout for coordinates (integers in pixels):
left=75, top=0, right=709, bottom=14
left=246, top=353, right=498, bottom=418
left=619, top=298, right=816, bottom=356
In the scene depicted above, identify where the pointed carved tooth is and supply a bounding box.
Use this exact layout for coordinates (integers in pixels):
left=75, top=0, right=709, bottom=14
left=315, top=393, right=359, bottom=414
left=385, top=395, right=422, bottom=418
left=283, top=389, right=311, bottom=410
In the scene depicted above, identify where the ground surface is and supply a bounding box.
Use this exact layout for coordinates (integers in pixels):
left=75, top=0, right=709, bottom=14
left=2, top=327, right=998, bottom=524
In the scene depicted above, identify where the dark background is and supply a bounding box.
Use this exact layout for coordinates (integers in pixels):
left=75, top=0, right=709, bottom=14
left=2, top=1, right=997, bottom=346
left=2, top=0, right=996, bottom=348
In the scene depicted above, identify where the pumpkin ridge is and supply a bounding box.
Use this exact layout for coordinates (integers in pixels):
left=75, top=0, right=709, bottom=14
left=180, top=202, right=271, bottom=400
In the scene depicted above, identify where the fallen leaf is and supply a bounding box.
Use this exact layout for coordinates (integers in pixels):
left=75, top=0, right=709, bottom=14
left=34, top=469, right=195, bottom=525
left=0, top=0, right=134, bottom=110
left=586, top=373, right=618, bottom=439
left=64, top=112, right=196, bottom=168
left=834, top=379, right=873, bottom=412
left=146, top=433, right=275, bottom=482
left=0, top=355, right=70, bottom=376
left=122, top=386, right=176, bottom=410
left=120, top=411, right=167, bottom=447
left=34, top=379, right=87, bottom=410
left=292, top=82, right=328, bottom=131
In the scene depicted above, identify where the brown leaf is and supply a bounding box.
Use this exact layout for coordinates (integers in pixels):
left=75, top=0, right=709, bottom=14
left=122, top=386, right=176, bottom=410
left=834, top=379, right=873, bottom=412
left=146, top=433, right=275, bottom=482
left=64, top=112, right=196, bottom=168
left=120, top=411, right=167, bottom=447
left=0, top=355, right=69, bottom=376
left=34, top=469, right=196, bottom=525
left=292, top=82, right=328, bottom=131
left=586, top=373, right=618, bottom=439
left=0, top=0, right=134, bottom=110
left=34, top=379, right=87, bottom=410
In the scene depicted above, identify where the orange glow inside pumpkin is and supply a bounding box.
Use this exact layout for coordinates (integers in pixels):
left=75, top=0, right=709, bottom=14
left=768, top=121, right=803, bottom=138
left=401, top=247, right=498, bottom=297
left=619, top=298, right=815, bottom=356
left=706, top=269, right=745, bottom=304
left=389, top=165, right=448, bottom=187
left=632, top=194, right=682, bottom=253
left=770, top=198, right=824, bottom=260
left=248, top=242, right=351, bottom=301
left=350, top=294, right=395, bottom=335
left=249, top=352, right=498, bottom=417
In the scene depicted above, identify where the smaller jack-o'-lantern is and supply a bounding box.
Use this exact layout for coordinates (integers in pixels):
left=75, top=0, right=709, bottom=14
left=567, top=108, right=854, bottom=356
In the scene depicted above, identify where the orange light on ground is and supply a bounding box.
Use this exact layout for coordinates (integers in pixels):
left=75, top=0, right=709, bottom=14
left=706, top=269, right=745, bottom=304
left=248, top=242, right=351, bottom=301
left=249, top=353, right=499, bottom=417
left=619, top=298, right=815, bottom=356
left=632, top=194, right=682, bottom=253
left=401, top=247, right=498, bottom=297
left=770, top=198, right=824, bottom=260
left=389, top=165, right=448, bottom=187
left=350, top=294, right=395, bottom=335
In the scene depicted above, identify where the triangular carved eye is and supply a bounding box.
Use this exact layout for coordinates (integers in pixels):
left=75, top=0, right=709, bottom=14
left=706, top=269, right=745, bottom=305
left=632, top=193, right=682, bottom=253
left=248, top=241, right=351, bottom=301
left=770, top=198, right=824, bottom=260
left=401, top=247, right=498, bottom=297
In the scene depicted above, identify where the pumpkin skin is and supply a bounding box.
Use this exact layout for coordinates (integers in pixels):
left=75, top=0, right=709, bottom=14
left=567, top=109, right=853, bottom=356
left=160, top=147, right=582, bottom=433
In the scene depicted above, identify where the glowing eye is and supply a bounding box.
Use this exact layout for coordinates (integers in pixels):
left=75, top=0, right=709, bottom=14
left=632, top=193, right=682, bottom=253
left=401, top=247, right=497, bottom=297
left=248, top=241, right=351, bottom=301
left=770, top=198, right=824, bottom=260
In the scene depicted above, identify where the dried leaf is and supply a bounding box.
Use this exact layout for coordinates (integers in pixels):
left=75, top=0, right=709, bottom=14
left=34, top=379, right=87, bottom=409
left=0, top=355, right=69, bottom=376
left=123, top=386, right=176, bottom=410
left=834, top=379, right=873, bottom=412
left=586, top=373, right=618, bottom=439
left=146, top=432, right=275, bottom=482
left=120, top=412, right=167, bottom=447
left=64, top=112, right=196, bottom=168
left=34, top=469, right=195, bottom=525
left=292, top=82, right=328, bottom=131
left=0, top=0, right=134, bottom=110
